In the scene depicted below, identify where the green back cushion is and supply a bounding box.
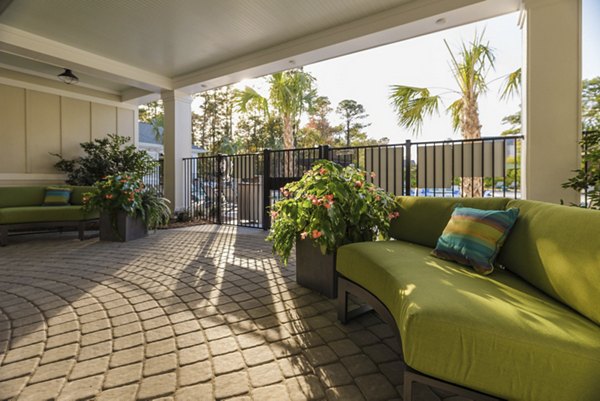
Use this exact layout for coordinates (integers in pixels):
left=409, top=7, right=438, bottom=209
left=390, top=196, right=510, bottom=247
left=432, top=206, right=519, bottom=275
left=499, top=200, right=600, bottom=325
left=43, top=186, right=72, bottom=206
left=0, top=185, right=93, bottom=208
left=70, top=186, right=94, bottom=205
left=0, top=186, right=45, bottom=208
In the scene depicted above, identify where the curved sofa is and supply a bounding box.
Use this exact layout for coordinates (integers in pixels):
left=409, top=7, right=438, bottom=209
left=337, top=196, right=600, bottom=401
left=0, top=186, right=99, bottom=246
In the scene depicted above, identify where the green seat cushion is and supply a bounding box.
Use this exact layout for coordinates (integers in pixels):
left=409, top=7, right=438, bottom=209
left=0, top=206, right=98, bottom=224
left=499, top=200, right=600, bottom=326
left=432, top=206, right=519, bottom=275
left=337, top=241, right=600, bottom=401
left=390, top=196, right=510, bottom=247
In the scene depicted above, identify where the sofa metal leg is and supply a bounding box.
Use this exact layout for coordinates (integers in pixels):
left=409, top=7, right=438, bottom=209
left=337, top=278, right=348, bottom=323
left=403, top=369, right=417, bottom=401
left=78, top=221, right=85, bottom=241
left=0, top=226, right=8, bottom=246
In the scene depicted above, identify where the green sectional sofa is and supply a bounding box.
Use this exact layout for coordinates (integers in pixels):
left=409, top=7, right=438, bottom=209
left=0, top=186, right=99, bottom=246
left=337, top=196, right=600, bottom=401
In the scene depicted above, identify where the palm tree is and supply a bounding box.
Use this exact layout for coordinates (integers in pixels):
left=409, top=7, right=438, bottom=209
left=236, top=69, right=317, bottom=150
left=389, top=32, right=520, bottom=196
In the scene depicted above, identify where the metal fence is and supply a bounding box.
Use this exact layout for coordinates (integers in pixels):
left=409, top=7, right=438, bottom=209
left=143, top=159, right=163, bottom=195
left=182, top=135, right=523, bottom=229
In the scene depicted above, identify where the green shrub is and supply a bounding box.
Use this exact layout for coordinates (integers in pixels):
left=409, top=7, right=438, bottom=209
left=52, top=134, right=157, bottom=185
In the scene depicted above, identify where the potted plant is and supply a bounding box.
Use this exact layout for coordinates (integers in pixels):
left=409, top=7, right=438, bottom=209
left=84, top=173, right=171, bottom=241
left=267, top=160, right=399, bottom=298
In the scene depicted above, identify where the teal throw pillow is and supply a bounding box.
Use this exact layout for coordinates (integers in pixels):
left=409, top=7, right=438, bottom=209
left=43, top=186, right=72, bottom=206
left=432, top=206, right=519, bottom=275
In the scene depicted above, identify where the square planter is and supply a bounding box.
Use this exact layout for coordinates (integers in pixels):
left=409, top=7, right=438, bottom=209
left=295, top=238, right=337, bottom=298
left=99, top=211, right=148, bottom=242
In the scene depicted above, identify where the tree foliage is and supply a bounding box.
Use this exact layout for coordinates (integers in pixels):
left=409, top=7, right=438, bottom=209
left=583, top=77, right=600, bottom=131
left=235, top=69, right=317, bottom=150
left=193, top=87, right=236, bottom=154
left=52, top=134, right=157, bottom=186
left=138, top=101, right=164, bottom=143
left=336, top=99, right=370, bottom=146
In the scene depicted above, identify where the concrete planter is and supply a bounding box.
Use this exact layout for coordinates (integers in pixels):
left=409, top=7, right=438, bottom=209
left=295, top=238, right=337, bottom=299
left=99, top=211, right=148, bottom=242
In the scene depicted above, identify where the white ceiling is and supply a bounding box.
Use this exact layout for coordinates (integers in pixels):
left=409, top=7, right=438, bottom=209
left=0, top=0, right=520, bottom=103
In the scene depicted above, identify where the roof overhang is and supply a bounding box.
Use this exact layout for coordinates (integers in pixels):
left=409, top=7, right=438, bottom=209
left=0, top=0, right=521, bottom=104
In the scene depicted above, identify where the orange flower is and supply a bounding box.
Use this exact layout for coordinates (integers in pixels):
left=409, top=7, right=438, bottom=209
left=312, top=229, right=322, bottom=239
left=355, top=180, right=364, bottom=188
left=324, top=194, right=334, bottom=201
left=319, top=168, right=327, bottom=175
left=324, top=202, right=332, bottom=209
left=271, top=211, right=279, bottom=219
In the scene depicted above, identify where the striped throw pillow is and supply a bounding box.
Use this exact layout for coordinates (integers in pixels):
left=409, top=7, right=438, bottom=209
left=432, top=206, right=519, bottom=275
left=43, top=186, right=72, bottom=206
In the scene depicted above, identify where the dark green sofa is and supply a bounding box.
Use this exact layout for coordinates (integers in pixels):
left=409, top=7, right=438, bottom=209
left=337, top=197, right=600, bottom=401
left=0, top=186, right=99, bottom=246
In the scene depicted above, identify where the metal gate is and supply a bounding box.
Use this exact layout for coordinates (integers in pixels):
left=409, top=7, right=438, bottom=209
left=182, top=136, right=523, bottom=230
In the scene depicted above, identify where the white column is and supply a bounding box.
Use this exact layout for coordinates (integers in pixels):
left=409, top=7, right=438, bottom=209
left=521, top=0, right=582, bottom=204
left=162, top=90, right=192, bottom=211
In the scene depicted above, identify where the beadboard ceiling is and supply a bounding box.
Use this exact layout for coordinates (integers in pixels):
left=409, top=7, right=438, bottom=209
left=0, top=0, right=520, bottom=101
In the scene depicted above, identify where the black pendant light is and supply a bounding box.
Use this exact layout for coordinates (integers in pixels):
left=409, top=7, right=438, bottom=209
left=57, top=68, right=79, bottom=84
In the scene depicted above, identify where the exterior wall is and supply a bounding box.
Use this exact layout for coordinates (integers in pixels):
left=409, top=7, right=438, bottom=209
left=0, top=82, right=136, bottom=186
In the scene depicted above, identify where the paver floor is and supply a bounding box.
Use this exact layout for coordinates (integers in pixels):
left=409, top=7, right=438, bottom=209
left=0, top=225, right=461, bottom=401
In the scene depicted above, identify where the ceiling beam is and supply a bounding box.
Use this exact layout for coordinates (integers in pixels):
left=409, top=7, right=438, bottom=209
left=0, top=23, right=173, bottom=92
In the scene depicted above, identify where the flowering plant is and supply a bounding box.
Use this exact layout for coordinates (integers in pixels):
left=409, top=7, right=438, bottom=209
left=83, top=173, right=171, bottom=230
left=267, top=160, right=399, bottom=264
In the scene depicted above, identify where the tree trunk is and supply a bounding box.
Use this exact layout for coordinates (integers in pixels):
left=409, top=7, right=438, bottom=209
left=460, top=94, right=483, bottom=197
left=282, top=114, right=294, bottom=177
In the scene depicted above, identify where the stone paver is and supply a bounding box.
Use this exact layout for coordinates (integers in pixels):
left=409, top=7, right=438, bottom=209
left=0, top=225, right=463, bottom=400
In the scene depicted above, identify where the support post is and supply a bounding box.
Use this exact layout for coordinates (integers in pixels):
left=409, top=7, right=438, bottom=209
left=162, top=90, right=193, bottom=212
left=521, top=0, right=582, bottom=204
left=318, top=144, right=331, bottom=161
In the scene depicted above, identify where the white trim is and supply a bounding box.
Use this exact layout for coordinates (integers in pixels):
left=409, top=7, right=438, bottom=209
left=0, top=60, right=122, bottom=95
left=0, top=23, right=172, bottom=92
left=0, top=73, right=137, bottom=110
left=0, top=173, right=66, bottom=180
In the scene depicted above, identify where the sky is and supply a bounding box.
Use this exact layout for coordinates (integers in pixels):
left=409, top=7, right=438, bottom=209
left=195, top=1, right=600, bottom=145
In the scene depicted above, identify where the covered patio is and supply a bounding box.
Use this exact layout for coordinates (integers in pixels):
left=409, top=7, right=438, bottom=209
left=0, top=226, right=453, bottom=401
left=0, top=0, right=589, bottom=400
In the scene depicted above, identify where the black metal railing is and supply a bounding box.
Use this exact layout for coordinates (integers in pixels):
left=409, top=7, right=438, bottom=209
left=143, top=159, right=163, bottom=195
left=182, top=135, right=523, bottom=229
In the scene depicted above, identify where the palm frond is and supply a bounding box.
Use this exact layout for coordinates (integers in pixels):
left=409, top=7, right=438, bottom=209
left=447, top=98, right=464, bottom=132
left=234, top=87, right=269, bottom=118
left=389, top=85, right=440, bottom=135
left=500, top=68, right=522, bottom=100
